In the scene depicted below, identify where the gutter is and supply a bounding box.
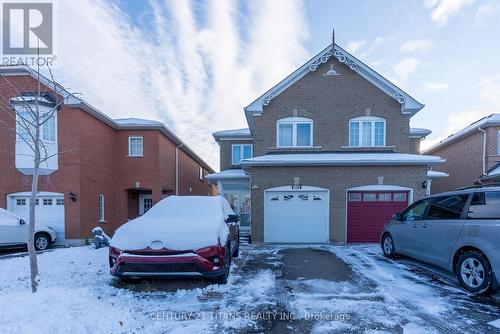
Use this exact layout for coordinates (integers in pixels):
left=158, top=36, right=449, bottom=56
left=175, top=143, right=184, bottom=195
left=478, top=127, right=486, bottom=175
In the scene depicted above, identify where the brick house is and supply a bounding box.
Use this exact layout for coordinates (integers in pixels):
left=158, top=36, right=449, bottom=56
left=0, top=66, right=215, bottom=246
left=423, top=114, right=500, bottom=193
left=207, top=34, right=444, bottom=244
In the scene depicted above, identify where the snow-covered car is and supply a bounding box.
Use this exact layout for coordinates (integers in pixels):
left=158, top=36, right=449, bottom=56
left=0, top=208, right=57, bottom=251
left=109, top=196, right=240, bottom=284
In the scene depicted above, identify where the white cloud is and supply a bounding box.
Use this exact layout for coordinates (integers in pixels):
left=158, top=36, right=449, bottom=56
left=478, top=74, right=500, bottom=108
left=392, top=58, right=420, bottom=83
left=422, top=74, right=500, bottom=151
left=474, top=2, right=500, bottom=27
left=424, top=82, right=449, bottom=90
left=346, top=40, right=367, bottom=54
left=400, top=39, right=432, bottom=53
left=424, top=0, right=475, bottom=26
left=44, top=0, right=309, bottom=170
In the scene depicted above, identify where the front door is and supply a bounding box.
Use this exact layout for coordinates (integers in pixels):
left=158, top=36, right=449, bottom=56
left=139, top=195, right=153, bottom=215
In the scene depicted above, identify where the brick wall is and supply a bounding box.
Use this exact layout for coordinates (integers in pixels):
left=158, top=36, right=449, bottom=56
left=429, top=131, right=484, bottom=193
left=251, top=57, right=412, bottom=157
left=219, top=139, right=254, bottom=170
left=250, top=165, right=427, bottom=243
left=178, top=148, right=214, bottom=196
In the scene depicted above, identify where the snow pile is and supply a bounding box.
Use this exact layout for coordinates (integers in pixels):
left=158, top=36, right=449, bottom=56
left=92, top=227, right=110, bottom=248
left=111, top=196, right=233, bottom=251
left=0, top=208, right=21, bottom=226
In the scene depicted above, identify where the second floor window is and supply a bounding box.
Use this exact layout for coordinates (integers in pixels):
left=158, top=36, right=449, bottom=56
left=232, top=144, right=252, bottom=164
left=16, top=110, right=57, bottom=143
left=277, top=117, right=313, bottom=147
left=128, top=136, right=144, bottom=157
left=349, top=116, right=386, bottom=147
left=42, top=114, right=56, bottom=142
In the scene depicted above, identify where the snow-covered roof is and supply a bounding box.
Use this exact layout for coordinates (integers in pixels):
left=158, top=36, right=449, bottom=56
left=427, top=170, right=449, bottom=179
left=240, top=153, right=444, bottom=167
left=244, top=43, right=424, bottom=130
left=0, top=66, right=215, bottom=173
left=410, top=128, right=432, bottom=139
left=114, top=118, right=164, bottom=126
left=205, top=169, right=249, bottom=180
left=482, top=165, right=500, bottom=180
left=213, top=128, right=252, bottom=140
left=423, top=114, right=500, bottom=154
left=490, top=166, right=500, bottom=176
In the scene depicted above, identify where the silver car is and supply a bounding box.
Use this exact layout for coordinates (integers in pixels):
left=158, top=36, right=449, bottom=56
left=381, top=186, right=500, bottom=295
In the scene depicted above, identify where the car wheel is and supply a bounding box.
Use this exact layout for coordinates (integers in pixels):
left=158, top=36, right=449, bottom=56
left=456, top=251, right=493, bottom=295
left=214, top=246, right=231, bottom=284
left=34, top=233, right=50, bottom=251
left=381, top=234, right=396, bottom=258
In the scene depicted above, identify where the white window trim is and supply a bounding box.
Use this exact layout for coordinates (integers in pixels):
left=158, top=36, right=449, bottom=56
left=98, top=194, right=106, bottom=223
left=199, top=166, right=204, bottom=181
left=15, top=106, right=58, bottom=144
left=128, top=136, right=144, bottom=157
left=231, top=143, right=253, bottom=165
left=349, top=116, right=386, bottom=147
left=276, top=117, right=313, bottom=148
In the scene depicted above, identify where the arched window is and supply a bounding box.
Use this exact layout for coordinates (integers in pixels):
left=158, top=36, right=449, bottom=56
left=276, top=117, right=313, bottom=147
left=349, top=116, right=386, bottom=147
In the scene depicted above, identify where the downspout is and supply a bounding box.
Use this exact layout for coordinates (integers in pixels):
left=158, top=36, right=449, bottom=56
left=175, top=143, right=184, bottom=195
left=478, top=127, right=486, bottom=175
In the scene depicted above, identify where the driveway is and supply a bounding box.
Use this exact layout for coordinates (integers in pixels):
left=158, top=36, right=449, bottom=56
left=0, top=245, right=499, bottom=333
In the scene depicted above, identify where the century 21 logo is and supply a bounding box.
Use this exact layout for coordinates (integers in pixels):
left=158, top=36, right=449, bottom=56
left=2, top=2, right=53, bottom=55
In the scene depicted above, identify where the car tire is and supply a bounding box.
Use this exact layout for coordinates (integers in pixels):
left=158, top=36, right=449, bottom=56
left=34, top=233, right=50, bottom=251
left=213, top=246, right=231, bottom=285
left=381, top=234, right=397, bottom=258
left=456, top=251, right=493, bottom=295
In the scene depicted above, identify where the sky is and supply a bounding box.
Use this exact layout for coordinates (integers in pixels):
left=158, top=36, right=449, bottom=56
left=46, top=0, right=500, bottom=170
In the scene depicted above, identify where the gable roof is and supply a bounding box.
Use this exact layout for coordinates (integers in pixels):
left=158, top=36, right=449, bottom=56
left=0, top=65, right=215, bottom=173
left=423, top=114, right=500, bottom=154
left=244, top=44, right=424, bottom=130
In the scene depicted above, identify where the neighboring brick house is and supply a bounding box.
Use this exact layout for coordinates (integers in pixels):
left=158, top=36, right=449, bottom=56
left=207, top=34, right=444, bottom=244
left=0, top=66, right=215, bottom=246
left=423, top=114, right=500, bottom=193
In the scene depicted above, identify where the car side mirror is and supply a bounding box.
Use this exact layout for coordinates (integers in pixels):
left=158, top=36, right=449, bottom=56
left=392, top=213, right=402, bottom=221
left=19, top=219, right=26, bottom=225
left=225, top=214, right=240, bottom=223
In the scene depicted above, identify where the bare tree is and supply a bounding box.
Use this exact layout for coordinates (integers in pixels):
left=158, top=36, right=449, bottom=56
left=0, top=64, right=78, bottom=293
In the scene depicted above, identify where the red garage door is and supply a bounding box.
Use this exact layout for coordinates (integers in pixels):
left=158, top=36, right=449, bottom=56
left=347, top=191, right=409, bottom=243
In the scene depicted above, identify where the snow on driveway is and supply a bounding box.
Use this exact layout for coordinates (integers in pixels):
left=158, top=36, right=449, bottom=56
left=0, top=245, right=498, bottom=333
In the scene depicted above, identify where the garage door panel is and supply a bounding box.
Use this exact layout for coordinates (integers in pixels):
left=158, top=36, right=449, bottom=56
left=265, top=190, right=328, bottom=243
left=347, top=191, right=409, bottom=243
left=10, top=195, right=65, bottom=245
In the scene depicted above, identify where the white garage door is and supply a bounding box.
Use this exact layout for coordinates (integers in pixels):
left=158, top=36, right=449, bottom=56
left=8, top=192, right=65, bottom=245
left=264, top=188, right=329, bottom=243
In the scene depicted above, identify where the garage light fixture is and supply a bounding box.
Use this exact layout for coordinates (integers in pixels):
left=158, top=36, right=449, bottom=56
left=68, top=192, right=77, bottom=202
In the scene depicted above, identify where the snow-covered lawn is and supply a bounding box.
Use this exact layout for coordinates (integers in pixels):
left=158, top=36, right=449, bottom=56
left=0, top=245, right=498, bottom=333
